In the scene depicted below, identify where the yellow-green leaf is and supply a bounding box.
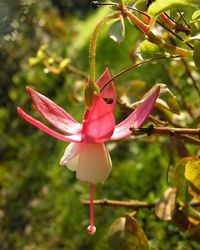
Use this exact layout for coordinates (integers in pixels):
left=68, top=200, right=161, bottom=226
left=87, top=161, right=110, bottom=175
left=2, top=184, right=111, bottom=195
left=158, top=84, right=180, bottom=114
left=139, top=40, right=162, bottom=59
left=174, top=158, right=192, bottom=205
left=185, top=158, right=200, bottom=195
left=148, top=0, right=199, bottom=18
left=59, top=58, right=71, bottom=70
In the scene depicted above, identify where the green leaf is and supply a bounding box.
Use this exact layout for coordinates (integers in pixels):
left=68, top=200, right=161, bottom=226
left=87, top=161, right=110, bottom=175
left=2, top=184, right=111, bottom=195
left=192, top=10, right=200, bottom=20
left=174, top=158, right=192, bottom=205
left=156, top=84, right=180, bottom=115
left=193, top=41, right=200, bottom=67
left=190, top=10, right=200, bottom=36
left=185, top=158, right=200, bottom=196
left=59, top=58, right=71, bottom=70
left=139, top=40, right=162, bottom=59
left=109, top=17, right=125, bottom=43
left=108, top=215, right=149, bottom=250
left=148, top=0, right=200, bottom=17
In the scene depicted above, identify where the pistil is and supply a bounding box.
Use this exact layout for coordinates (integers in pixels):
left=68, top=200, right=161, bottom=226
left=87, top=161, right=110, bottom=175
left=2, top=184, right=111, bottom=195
left=87, top=183, right=96, bottom=235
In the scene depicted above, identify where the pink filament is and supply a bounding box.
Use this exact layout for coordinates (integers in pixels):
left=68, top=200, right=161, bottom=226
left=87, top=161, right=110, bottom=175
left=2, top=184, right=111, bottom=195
left=87, top=183, right=96, bottom=235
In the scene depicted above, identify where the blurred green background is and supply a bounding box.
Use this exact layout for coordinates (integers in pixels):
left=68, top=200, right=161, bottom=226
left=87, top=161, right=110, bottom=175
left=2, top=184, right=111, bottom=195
left=0, top=0, right=199, bottom=249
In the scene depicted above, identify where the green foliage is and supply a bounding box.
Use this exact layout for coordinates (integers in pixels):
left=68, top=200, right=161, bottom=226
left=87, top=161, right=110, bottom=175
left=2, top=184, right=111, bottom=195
left=148, top=0, right=200, bottom=17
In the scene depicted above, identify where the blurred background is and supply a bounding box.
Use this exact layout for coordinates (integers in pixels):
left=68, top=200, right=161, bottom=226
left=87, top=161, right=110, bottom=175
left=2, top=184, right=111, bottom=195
left=0, top=0, right=199, bottom=249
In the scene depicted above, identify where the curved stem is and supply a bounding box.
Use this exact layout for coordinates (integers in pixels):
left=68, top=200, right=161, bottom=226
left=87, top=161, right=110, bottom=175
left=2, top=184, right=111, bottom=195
left=126, top=9, right=193, bottom=57
left=125, top=9, right=148, bottom=34
left=100, top=55, right=179, bottom=93
left=89, top=12, right=121, bottom=85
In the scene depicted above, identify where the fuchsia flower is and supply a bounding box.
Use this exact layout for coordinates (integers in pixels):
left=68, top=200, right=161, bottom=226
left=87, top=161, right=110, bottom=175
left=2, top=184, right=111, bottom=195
left=17, top=68, right=160, bottom=234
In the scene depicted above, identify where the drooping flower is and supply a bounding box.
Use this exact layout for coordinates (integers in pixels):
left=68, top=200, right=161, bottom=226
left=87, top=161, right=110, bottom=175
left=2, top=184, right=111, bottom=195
left=17, top=68, right=160, bottom=234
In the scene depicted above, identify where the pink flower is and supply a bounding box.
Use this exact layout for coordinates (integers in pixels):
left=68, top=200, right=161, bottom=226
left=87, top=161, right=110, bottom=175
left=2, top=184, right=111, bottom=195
left=17, top=68, right=160, bottom=234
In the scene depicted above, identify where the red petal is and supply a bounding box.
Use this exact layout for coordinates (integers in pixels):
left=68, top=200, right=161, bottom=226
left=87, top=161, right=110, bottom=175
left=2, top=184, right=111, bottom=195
left=17, top=107, right=82, bottom=142
left=82, top=94, right=115, bottom=143
left=26, top=87, right=82, bottom=134
left=111, top=86, right=160, bottom=140
left=96, top=67, right=116, bottom=113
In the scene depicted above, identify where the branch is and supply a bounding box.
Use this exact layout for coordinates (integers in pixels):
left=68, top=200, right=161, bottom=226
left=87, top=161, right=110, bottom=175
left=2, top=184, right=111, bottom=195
left=82, top=199, right=154, bottom=209
left=130, top=126, right=200, bottom=145
left=100, top=55, right=179, bottom=93
left=130, top=126, right=200, bottom=136
left=82, top=199, right=200, bottom=209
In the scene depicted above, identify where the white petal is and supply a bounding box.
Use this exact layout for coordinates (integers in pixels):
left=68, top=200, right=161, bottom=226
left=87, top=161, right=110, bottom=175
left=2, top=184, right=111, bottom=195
left=65, top=154, right=80, bottom=171
left=76, top=143, right=112, bottom=184
left=60, top=143, right=82, bottom=171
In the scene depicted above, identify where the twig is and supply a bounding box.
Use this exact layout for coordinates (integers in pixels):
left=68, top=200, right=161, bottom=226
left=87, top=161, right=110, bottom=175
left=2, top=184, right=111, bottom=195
left=130, top=126, right=200, bottom=145
left=177, top=10, right=190, bottom=29
left=100, top=55, right=179, bottom=93
left=66, top=65, right=88, bottom=80
left=130, top=125, right=200, bottom=136
left=82, top=199, right=200, bottom=209
left=82, top=199, right=154, bottom=209
left=156, top=20, right=193, bottom=49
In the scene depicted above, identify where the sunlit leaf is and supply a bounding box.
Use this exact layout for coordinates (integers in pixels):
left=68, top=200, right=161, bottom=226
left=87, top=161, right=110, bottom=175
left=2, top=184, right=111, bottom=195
left=108, top=215, right=149, bottom=250
left=109, top=16, right=125, bottom=43
left=185, top=158, right=200, bottom=196
left=190, top=10, right=200, bottom=36
left=155, top=187, right=177, bottom=221
left=59, top=58, right=71, bottom=70
left=148, top=0, right=200, bottom=17
left=158, top=84, right=180, bottom=114
left=139, top=40, right=162, bottom=59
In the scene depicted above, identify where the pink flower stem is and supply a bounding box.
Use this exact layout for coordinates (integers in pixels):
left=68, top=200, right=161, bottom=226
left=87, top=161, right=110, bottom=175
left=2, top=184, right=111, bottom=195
left=87, top=183, right=96, bottom=235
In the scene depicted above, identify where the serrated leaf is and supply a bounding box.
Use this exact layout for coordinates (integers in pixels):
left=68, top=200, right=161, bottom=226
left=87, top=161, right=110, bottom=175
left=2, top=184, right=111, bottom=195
left=193, top=41, right=200, bottom=67
left=148, top=0, right=200, bottom=18
left=155, top=187, right=177, bottom=221
left=108, top=215, right=149, bottom=250
left=109, top=17, right=125, bottom=43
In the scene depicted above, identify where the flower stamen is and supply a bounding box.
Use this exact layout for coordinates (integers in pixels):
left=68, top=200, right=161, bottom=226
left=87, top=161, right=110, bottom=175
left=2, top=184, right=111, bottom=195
left=87, top=183, right=96, bottom=235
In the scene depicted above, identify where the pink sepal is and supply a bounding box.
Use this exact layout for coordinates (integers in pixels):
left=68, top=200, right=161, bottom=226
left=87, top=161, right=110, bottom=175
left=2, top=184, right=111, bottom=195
left=96, top=67, right=116, bottom=113
left=111, top=86, right=160, bottom=140
left=17, top=107, right=82, bottom=142
left=82, top=94, right=115, bottom=143
left=26, top=87, right=82, bottom=135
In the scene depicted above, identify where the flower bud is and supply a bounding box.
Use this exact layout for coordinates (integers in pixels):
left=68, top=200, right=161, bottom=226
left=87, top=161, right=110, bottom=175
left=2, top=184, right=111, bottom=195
left=84, top=83, right=99, bottom=108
